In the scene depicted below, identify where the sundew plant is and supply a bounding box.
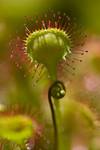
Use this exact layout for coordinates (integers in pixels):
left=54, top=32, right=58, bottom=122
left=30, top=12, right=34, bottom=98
left=0, top=9, right=100, bottom=150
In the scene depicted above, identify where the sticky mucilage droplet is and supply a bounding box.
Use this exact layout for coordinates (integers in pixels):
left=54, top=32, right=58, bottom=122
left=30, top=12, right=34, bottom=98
left=11, top=11, right=87, bottom=83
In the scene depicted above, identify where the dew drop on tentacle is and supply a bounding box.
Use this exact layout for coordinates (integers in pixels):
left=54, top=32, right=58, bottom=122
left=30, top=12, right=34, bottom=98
left=10, top=11, right=87, bottom=84
left=25, top=28, right=72, bottom=80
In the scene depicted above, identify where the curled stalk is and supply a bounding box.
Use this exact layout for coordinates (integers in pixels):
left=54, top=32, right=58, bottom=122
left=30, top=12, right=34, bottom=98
left=48, top=81, right=66, bottom=150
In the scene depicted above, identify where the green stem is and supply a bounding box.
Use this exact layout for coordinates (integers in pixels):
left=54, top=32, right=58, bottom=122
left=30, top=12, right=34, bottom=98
left=48, top=92, right=72, bottom=150
left=54, top=101, right=71, bottom=150
left=48, top=80, right=71, bottom=150
left=48, top=88, right=58, bottom=150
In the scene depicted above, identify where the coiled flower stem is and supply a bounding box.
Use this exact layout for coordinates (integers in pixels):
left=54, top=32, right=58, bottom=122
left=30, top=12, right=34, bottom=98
left=48, top=81, right=66, bottom=150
